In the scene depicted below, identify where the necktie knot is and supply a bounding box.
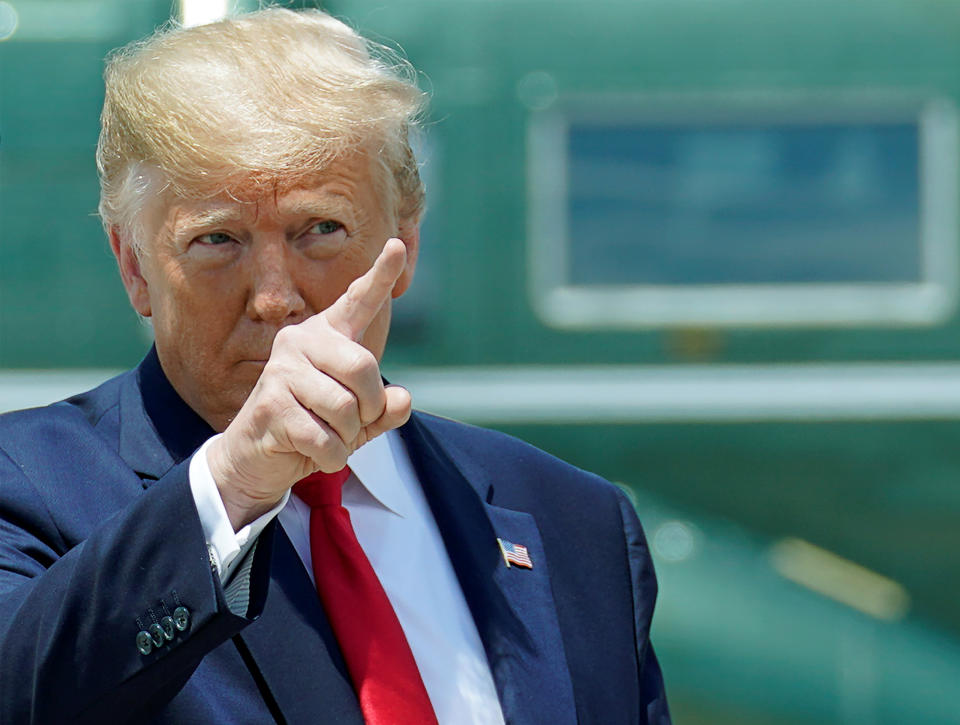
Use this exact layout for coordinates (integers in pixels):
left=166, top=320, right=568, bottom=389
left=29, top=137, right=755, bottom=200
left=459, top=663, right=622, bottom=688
left=293, top=466, right=352, bottom=508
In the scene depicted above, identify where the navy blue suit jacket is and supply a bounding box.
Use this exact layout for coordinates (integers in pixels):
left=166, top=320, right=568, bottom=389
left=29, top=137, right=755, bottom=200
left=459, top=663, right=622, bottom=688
left=0, top=349, right=669, bottom=724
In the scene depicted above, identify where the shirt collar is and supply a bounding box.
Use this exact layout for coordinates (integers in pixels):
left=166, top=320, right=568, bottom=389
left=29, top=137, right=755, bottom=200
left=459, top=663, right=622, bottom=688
left=345, top=430, right=414, bottom=519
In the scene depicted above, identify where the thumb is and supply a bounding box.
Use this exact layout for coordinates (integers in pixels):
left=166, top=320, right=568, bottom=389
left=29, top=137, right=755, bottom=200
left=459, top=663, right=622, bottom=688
left=359, top=384, right=412, bottom=444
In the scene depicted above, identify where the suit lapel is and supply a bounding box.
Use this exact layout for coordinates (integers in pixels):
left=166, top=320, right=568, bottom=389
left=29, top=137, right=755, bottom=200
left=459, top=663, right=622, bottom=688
left=400, top=414, right=577, bottom=725
left=235, top=526, right=365, bottom=725
left=117, top=365, right=174, bottom=481
left=117, top=347, right=213, bottom=482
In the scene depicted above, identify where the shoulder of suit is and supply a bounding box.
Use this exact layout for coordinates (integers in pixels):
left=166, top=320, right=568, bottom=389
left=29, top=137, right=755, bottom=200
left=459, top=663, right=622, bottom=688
left=410, top=409, right=621, bottom=499
left=0, top=369, right=131, bottom=456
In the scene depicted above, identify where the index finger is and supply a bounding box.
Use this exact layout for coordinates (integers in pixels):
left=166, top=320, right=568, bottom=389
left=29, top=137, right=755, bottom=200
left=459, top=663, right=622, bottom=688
left=323, top=238, right=407, bottom=341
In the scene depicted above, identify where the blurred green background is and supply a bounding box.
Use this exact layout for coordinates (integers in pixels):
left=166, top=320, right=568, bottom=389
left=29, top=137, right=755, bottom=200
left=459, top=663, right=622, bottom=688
left=2, top=0, right=960, bottom=722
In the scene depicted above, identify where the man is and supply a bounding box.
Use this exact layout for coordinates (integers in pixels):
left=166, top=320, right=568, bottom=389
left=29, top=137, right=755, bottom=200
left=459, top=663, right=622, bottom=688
left=0, top=8, right=669, bottom=724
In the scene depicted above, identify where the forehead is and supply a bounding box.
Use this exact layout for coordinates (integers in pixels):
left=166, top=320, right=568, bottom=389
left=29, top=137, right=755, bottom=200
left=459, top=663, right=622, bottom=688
left=156, top=151, right=388, bottom=229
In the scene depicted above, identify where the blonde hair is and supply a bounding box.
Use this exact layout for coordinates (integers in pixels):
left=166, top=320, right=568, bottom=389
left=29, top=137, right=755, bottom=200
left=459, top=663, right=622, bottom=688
left=97, top=7, right=425, bottom=250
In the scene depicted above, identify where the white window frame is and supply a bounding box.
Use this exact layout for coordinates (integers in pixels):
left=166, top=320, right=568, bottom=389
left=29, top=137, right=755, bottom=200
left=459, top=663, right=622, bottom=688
left=526, top=91, right=960, bottom=329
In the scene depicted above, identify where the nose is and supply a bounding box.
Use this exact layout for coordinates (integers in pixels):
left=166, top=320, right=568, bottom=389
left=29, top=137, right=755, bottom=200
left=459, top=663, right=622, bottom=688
left=246, top=239, right=307, bottom=324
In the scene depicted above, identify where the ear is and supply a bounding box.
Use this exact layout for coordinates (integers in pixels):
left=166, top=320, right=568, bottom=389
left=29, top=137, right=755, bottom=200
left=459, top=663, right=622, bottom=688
left=391, top=219, right=420, bottom=299
left=109, top=227, right=152, bottom=317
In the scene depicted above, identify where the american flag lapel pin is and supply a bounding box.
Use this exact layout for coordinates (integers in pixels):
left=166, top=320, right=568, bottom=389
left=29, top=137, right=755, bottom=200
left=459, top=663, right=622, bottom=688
left=497, top=538, right=533, bottom=569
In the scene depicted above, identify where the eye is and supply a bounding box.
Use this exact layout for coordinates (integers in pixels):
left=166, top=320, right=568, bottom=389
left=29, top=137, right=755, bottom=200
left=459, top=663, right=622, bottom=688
left=297, top=219, right=348, bottom=258
left=195, top=232, right=235, bottom=246
left=307, top=220, right=343, bottom=235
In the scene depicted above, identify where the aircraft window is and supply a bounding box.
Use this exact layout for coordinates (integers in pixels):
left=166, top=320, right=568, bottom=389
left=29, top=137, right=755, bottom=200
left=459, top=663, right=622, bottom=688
left=527, top=96, right=960, bottom=328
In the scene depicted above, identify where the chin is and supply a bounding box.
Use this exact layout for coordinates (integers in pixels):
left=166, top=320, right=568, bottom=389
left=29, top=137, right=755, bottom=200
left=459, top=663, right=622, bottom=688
left=220, top=370, right=262, bottom=413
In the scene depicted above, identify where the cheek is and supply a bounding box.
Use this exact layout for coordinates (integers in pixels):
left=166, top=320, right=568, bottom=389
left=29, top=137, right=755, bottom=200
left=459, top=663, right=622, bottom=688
left=342, top=238, right=380, bottom=274
left=161, top=262, right=237, bottom=318
left=149, top=273, right=235, bottom=357
left=304, top=243, right=379, bottom=311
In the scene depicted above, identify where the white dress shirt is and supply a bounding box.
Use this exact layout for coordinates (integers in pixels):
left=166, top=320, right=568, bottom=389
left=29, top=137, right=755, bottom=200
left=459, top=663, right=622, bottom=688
left=189, top=431, right=505, bottom=725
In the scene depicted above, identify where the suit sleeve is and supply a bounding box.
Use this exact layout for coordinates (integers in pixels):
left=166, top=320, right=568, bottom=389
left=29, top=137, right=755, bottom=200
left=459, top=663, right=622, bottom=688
left=0, top=448, right=271, bottom=724
left=616, top=487, right=673, bottom=725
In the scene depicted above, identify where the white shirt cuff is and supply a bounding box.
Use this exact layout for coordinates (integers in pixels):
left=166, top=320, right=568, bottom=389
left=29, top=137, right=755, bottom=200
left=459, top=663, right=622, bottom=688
left=189, top=434, right=289, bottom=582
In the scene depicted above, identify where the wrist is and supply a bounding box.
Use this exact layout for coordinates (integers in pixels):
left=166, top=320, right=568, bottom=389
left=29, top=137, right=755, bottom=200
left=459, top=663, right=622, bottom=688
left=206, top=435, right=283, bottom=531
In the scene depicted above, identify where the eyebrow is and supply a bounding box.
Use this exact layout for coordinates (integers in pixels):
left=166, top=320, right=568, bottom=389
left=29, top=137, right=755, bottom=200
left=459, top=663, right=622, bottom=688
left=280, top=196, right=353, bottom=219
left=172, top=192, right=356, bottom=236
left=179, top=208, right=246, bottom=229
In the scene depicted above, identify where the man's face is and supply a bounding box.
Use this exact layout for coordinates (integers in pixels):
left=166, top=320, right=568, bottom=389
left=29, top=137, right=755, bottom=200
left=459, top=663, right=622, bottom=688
left=113, top=152, right=418, bottom=431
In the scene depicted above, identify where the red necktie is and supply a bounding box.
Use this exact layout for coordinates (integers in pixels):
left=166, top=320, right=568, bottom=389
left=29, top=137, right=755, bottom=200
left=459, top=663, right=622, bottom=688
left=293, top=468, right=438, bottom=725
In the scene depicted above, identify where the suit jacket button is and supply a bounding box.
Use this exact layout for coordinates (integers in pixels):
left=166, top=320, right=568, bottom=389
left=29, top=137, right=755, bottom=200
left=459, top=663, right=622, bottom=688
left=173, top=606, right=190, bottom=632
left=159, top=616, right=176, bottom=640
left=136, top=630, right=153, bottom=655
left=148, top=623, right=166, bottom=647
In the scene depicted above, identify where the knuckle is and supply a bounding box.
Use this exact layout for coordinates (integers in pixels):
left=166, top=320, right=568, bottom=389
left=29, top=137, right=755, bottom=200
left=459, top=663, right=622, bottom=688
left=344, top=347, right=379, bottom=380
left=250, top=383, right=286, bottom=423
left=272, top=324, right=301, bottom=352
left=345, top=275, right=364, bottom=298
left=287, top=418, right=327, bottom=450
left=261, top=376, right=288, bottom=404
left=330, top=389, right=360, bottom=420
left=249, top=404, right=274, bottom=432
left=260, top=358, right=283, bottom=381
